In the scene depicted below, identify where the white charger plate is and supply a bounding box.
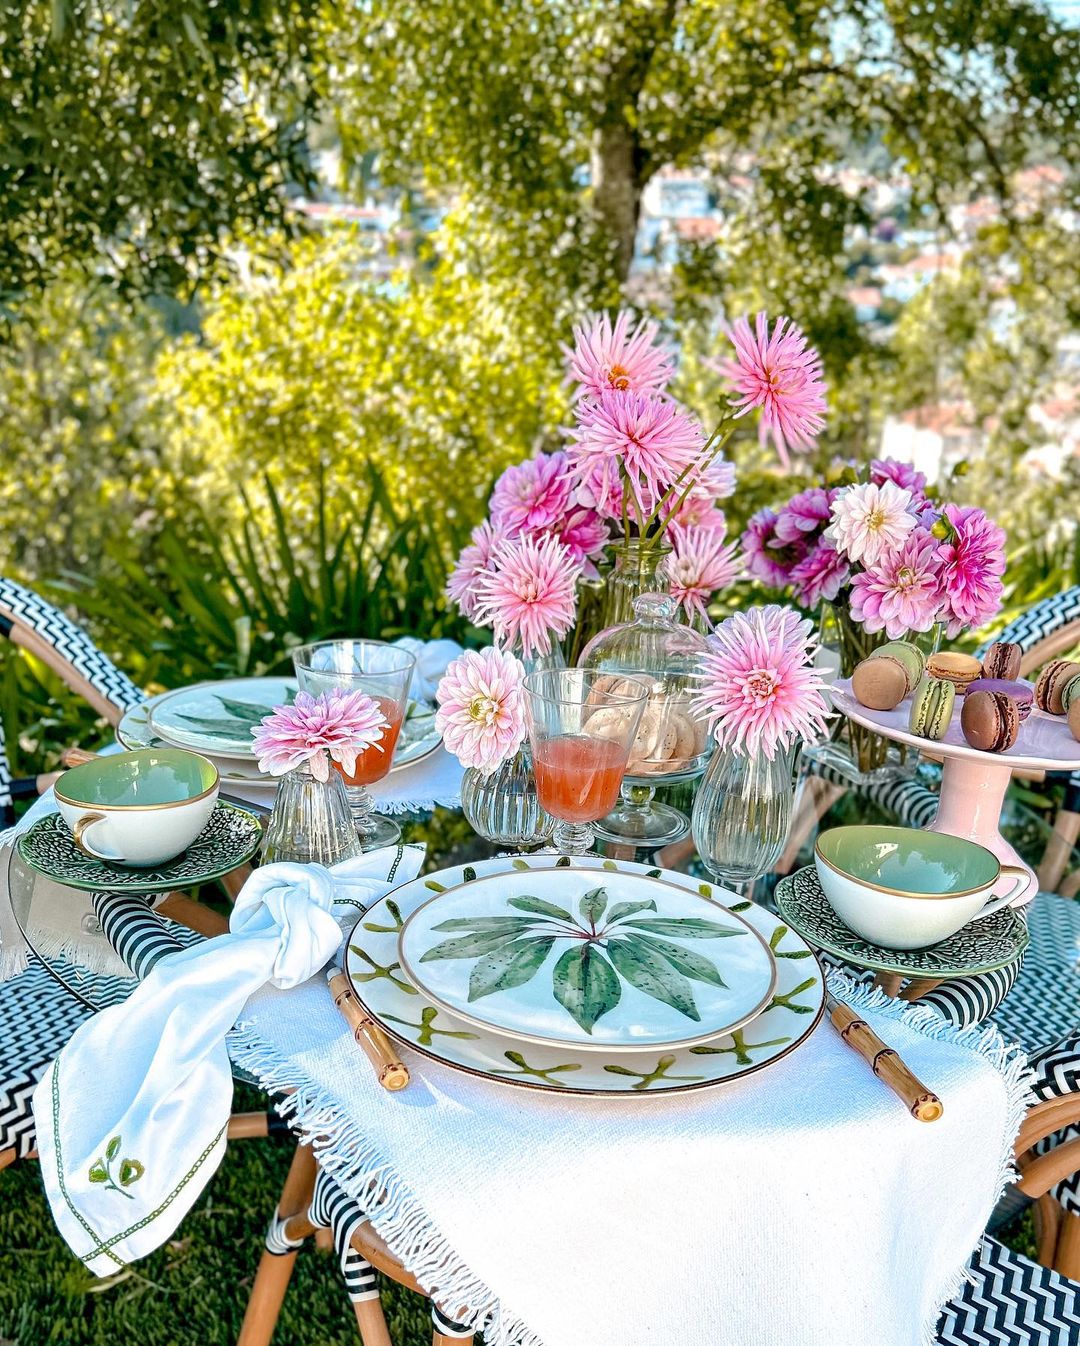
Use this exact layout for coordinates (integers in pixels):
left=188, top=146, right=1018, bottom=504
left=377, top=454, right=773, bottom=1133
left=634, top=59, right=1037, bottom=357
left=345, top=854, right=824, bottom=1097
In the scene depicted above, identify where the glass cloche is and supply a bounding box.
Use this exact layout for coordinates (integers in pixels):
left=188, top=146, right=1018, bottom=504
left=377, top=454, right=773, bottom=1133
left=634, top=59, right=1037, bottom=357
left=578, top=592, right=711, bottom=846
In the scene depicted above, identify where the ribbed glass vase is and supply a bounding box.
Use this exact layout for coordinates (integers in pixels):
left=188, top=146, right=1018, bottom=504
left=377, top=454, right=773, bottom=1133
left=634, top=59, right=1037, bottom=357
left=461, top=746, right=554, bottom=848
left=261, top=764, right=364, bottom=866
left=691, top=743, right=798, bottom=892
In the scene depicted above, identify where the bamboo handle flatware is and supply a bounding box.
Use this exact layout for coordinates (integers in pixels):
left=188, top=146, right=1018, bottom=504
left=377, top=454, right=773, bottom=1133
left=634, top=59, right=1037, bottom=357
left=328, top=969, right=410, bottom=1092
left=826, top=993, right=943, bottom=1122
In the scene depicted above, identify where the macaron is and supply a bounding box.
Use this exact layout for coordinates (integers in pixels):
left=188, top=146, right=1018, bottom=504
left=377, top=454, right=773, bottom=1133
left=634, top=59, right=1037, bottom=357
left=870, top=640, right=924, bottom=695
left=925, top=652, right=982, bottom=688
left=961, top=690, right=1020, bottom=753
left=909, top=677, right=955, bottom=740
left=981, top=641, right=1023, bottom=681
left=1069, top=699, right=1080, bottom=742
left=1061, top=673, right=1080, bottom=715
left=962, top=678, right=1033, bottom=721
left=1034, top=659, right=1080, bottom=715
left=852, top=656, right=908, bottom=711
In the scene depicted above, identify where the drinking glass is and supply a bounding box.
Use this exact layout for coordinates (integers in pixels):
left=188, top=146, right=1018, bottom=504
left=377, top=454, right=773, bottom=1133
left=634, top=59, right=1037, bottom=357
left=691, top=743, right=798, bottom=893
left=292, top=639, right=416, bottom=850
left=523, top=669, right=648, bottom=856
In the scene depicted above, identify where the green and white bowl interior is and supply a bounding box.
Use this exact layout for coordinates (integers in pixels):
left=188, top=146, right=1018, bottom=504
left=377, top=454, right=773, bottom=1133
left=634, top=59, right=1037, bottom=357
left=398, top=868, right=777, bottom=1052
left=816, top=825, right=1000, bottom=896
left=346, top=854, right=824, bottom=1096
left=57, top=747, right=216, bottom=807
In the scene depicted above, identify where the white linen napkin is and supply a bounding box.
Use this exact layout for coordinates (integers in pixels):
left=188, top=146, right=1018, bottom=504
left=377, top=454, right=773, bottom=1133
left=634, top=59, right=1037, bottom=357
left=392, top=637, right=463, bottom=702
left=32, top=845, right=424, bottom=1275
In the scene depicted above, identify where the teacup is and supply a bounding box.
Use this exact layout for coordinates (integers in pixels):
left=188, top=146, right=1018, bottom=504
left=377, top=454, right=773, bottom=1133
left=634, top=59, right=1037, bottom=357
left=814, top=825, right=1027, bottom=950
left=55, top=749, right=219, bottom=868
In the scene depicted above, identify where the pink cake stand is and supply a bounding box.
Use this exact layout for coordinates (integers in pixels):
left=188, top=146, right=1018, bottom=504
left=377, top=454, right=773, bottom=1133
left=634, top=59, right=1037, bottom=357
left=832, top=679, right=1080, bottom=905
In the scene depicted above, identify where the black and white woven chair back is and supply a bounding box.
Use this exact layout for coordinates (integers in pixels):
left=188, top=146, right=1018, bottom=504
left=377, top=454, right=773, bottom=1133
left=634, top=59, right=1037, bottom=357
left=974, top=586, right=1080, bottom=661
left=935, top=1235, right=1079, bottom=1344
left=0, top=577, right=143, bottom=714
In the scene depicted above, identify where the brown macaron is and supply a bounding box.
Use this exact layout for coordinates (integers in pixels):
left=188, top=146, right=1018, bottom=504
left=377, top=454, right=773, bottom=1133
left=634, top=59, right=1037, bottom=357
left=926, top=651, right=982, bottom=688
left=852, top=656, right=908, bottom=711
left=981, top=640, right=1022, bottom=681
left=1069, top=699, right=1080, bottom=743
left=1034, top=659, right=1080, bottom=715
left=961, top=690, right=1020, bottom=753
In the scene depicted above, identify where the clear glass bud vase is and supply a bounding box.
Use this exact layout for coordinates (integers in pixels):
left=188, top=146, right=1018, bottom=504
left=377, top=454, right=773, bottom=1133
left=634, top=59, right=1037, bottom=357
left=460, top=745, right=555, bottom=848
left=262, top=764, right=364, bottom=867
left=691, top=743, right=797, bottom=892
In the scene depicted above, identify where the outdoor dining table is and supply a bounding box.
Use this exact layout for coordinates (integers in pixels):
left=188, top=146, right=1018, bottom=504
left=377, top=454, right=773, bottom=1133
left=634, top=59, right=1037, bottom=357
left=7, top=785, right=1033, bottom=1346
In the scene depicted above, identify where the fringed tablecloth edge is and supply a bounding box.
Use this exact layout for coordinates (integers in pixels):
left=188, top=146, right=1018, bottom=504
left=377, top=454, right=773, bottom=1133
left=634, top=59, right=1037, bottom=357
left=826, top=970, right=1035, bottom=1345
left=227, top=1020, right=543, bottom=1346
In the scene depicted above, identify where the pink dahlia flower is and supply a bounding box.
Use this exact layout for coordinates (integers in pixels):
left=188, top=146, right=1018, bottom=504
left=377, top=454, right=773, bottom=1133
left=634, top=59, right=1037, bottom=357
left=826, top=479, right=917, bottom=569
left=742, top=507, right=806, bottom=589
left=870, top=458, right=929, bottom=503
left=849, top=529, right=945, bottom=638
left=773, top=486, right=836, bottom=546
left=789, top=539, right=851, bottom=609
left=671, top=456, right=737, bottom=529
left=938, top=505, right=1007, bottom=636
left=252, top=689, right=387, bottom=782
left=568, top=389, right=705, bottom=523
left=691, top=605, right=831, bottom=759
left=565, top=310, right=676, bottom=399
left=435, top=647, right=527, bottom=774
left=490, top=451, right=574, bottom=535
left=447, top=519, right=504, bottom=621
left=548, top=505, right=609, bottom=578
left=665, top=524, right=741, bottom=621
left=716, top=313, right=827, bottom=469
left=573, top=455, right=627, bottom=521
left=474, top=533, right=580, bottom=658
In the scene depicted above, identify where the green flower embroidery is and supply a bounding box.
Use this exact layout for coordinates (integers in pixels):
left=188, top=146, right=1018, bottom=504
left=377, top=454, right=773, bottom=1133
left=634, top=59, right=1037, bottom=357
left=88, top=1135, right=144, bottom=1200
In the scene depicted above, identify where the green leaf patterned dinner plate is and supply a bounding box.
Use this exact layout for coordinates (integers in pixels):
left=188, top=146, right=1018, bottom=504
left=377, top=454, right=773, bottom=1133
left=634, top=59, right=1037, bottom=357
left=17, top=803, right=263, bottom=893
left=774, top=865, right=1029, bottom=978
left=345, top=854, right=824, bottom=1096
left=398, top=868, right=777, bottom=1052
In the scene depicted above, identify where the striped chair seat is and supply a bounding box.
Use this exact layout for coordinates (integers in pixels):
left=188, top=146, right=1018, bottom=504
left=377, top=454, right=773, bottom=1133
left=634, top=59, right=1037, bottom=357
left=935, top=1235, right=1079, bottom=1344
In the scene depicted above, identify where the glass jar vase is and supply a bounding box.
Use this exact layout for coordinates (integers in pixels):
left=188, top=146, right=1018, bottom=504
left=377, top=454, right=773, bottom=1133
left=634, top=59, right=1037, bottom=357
left=261, top=764, right=364, bottom=867
left=691, top=743, right=798, bottom=892
left=460, top=746, right=555, bottom=849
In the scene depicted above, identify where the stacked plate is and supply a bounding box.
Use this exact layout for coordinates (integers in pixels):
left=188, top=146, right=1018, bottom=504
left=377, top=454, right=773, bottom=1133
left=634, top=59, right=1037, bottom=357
left=118, top=678, right=443, bottom=794
left=345, top=854, right=825, bottom=1096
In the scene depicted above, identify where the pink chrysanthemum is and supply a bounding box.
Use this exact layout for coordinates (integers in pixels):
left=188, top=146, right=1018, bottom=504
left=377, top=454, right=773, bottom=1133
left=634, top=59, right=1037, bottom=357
left=850, top=529, right=945, bottom=638
left=565, top=310, right=676, bottom=398
left=826, top=479, right=917, bottom=569
left=691, top=605, right=831, bottom=759
left=490, top=452, right=574, bottom=535
left=742, top=507, right=806, bottom=589
left=573, top=456, right=626, bottom=521
left=938, top=505, right=1007, bottom=637
left=671, top=457, right=737, bottom=529
left=716, top=313, right=827, bottom=469
left=474, top=533, right=580, bottom=657
left=773, top=487, right=836, bottom=545
left=567, top=389, right=705, bottom=522
left=435, top=647, right=527, bottom=774
left=870, top=458, right=929, bottom=503
left=789, top=539, right=852, bottom=609
left=548, top=506, right=609, bottom=578
left=447, top=520, right=504, bottom=621
left=252, top=689, right=387, bottom=782
left=664, top=524, right=741, bottom=621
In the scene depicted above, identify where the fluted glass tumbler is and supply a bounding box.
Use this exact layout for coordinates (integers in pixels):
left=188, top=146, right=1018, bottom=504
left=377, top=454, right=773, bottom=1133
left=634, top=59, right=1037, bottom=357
left=292, top=639, right=416, bottom=850
left=523, top=668, right=648, bottom=856
left=691, top=744, right=797, bottom=891
left=261, top=765, right=364, bottom=866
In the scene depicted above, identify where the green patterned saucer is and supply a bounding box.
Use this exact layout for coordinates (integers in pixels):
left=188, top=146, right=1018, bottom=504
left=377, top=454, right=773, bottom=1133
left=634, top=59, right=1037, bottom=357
left=18, top=803, right=263, bottom=893
left=346, top=854, right=824, bottom=1097
left=774, top=866, right=1029, bottom=978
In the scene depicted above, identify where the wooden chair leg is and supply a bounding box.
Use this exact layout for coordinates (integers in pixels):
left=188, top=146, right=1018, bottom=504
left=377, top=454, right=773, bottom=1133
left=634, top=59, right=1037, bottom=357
left=1036, top=807, right=1080, bottom=894
left=314, top=1225, right=334, bottom=1253
left=0, top=1147, right=17, bottom=1172
left=1054, top=1209, right=1080, bottom=1281
left=353, top=1299, right=394, bottom=1346
left=237, top=1145, right=318, bottom=1346
left=433, top=1335, right=473, bottom=1346
left=873, top=972, right=904, bottom=998
left=1033, top=1193, right=1063, bottom=1267
left=776, top=776, right=845, bottom=876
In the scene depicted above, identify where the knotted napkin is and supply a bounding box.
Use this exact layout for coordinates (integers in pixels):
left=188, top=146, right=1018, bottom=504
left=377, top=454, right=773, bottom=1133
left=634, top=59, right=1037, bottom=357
left=32, top=845, right=424, bottom=1275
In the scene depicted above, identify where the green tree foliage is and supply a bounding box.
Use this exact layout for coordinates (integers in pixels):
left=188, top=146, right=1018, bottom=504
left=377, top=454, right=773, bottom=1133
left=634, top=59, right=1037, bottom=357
left=0, top=1, right=320, bottom=315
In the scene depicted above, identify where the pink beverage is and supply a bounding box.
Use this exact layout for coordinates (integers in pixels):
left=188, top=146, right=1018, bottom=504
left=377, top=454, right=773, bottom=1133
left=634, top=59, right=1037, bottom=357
left=534, top=735, right=627, bottom=823
left=333, top=697, right=404, bottom=786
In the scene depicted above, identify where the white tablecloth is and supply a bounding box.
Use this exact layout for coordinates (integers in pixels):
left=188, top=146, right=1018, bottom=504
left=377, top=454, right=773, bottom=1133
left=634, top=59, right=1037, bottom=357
left=232, top=964, right=1028, bottom=1346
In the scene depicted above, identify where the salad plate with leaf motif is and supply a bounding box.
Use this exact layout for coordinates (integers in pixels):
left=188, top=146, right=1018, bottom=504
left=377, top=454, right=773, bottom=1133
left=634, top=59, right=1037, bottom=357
left=398, top=868, right=777, bottom=1052
left=344, top=854, right=824, bottom=1096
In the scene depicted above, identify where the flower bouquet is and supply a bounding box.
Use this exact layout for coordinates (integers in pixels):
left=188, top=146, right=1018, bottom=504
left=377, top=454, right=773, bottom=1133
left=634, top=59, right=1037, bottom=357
left=446, top=309, right=829, bottom=660
left=742, top=460, right=1007, bottom=774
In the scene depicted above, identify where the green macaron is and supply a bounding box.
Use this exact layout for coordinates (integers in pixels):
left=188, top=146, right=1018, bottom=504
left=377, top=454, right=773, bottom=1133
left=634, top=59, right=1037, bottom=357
left=1062, top=673, right=1080, bottom=714
left=871, top=640, right=925, bottom=696
left=909, top=676, right=955, bottom=740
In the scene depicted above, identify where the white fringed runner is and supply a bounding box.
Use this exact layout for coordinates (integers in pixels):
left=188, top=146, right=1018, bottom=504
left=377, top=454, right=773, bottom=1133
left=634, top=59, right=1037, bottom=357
left=230, top=965, right=1030, bottom=1346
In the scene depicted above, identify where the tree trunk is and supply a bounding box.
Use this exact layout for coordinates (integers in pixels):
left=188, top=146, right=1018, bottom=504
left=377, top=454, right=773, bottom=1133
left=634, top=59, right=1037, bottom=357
left=591, top=120, right=643, bottom=286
